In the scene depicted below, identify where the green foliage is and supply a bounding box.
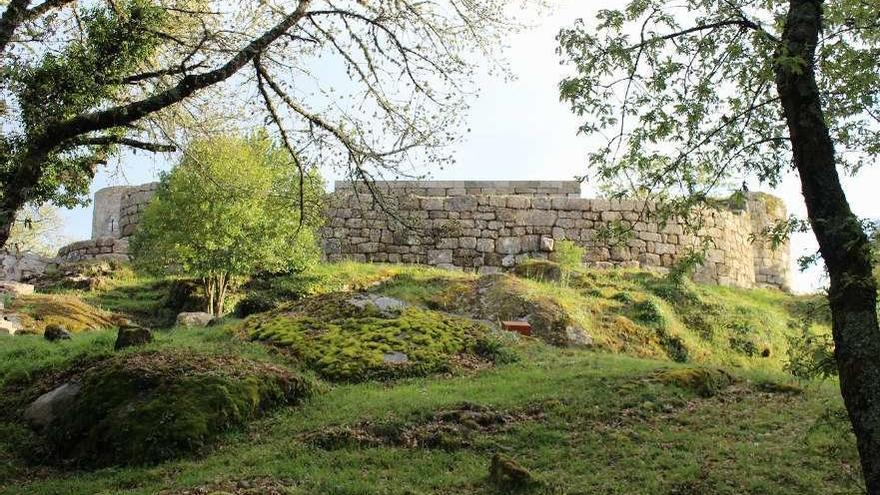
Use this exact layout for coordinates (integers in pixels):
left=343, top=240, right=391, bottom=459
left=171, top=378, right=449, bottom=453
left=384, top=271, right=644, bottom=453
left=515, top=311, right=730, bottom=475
left=3, top=0, right=167, bottom=209
left=558, top=0, right=880, bottom=197
left=786, top=329, right=837, bottom=382
left=665, top=250, right=706, bottom=287
left=131, top=132, right=324, bottom=314
left=552, top=240, right=584, bottom=286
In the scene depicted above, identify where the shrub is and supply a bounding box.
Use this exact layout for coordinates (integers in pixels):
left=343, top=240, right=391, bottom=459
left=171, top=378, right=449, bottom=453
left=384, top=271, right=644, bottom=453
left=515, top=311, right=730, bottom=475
left=552, top=240, right=585, bottom=286
left=131, top=132, right=324, bottom=316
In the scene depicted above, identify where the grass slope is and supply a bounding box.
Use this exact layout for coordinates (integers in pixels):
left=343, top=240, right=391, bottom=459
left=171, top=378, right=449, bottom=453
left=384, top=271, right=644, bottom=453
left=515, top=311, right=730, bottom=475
left=0, top=344, right=859, bottom=494
left=0, top=261, right=850, bottom=494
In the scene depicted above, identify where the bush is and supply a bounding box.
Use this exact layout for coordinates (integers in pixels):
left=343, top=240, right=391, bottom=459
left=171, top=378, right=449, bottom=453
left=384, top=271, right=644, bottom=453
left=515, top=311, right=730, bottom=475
left=131, top=132, right=324, bottom=316
left=552, top=240, right=585, bottom=286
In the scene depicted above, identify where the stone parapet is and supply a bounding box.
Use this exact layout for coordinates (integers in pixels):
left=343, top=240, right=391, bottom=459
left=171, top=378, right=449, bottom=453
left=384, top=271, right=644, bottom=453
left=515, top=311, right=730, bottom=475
left=334, top=180, right=581, bottom=198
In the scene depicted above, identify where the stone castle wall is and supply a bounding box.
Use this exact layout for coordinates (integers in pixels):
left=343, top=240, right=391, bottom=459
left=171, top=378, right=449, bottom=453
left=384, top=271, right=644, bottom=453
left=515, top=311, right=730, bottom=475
left=322, top=181, right=791, bottom=291
left=57, top=238, right=130, bottom=263
left=62, top=180, right=790, bottom=291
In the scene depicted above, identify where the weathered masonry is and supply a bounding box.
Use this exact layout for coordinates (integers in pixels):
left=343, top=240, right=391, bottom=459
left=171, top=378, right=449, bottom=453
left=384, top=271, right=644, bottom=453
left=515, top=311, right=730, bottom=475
left=322, top=181, right=791, bottom=291
left=54, top=179, right=790, bottom=291
left=56, top=182, right=159, bottom=263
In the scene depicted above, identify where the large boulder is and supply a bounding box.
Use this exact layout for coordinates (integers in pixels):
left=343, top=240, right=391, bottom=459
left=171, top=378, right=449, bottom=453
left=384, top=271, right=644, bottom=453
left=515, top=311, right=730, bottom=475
left=114, top=325, right=153, bottom=350
left=0, top=280, right=35, bottom=296
left=43, top=324, right=72, bottom=342
left=0, top=313, right=22, bottom=335
left=176, top=311, right=214, bottom=327
left=23, top=382, right=82, bottom=429
left=1, top=251, right=52, bottom=282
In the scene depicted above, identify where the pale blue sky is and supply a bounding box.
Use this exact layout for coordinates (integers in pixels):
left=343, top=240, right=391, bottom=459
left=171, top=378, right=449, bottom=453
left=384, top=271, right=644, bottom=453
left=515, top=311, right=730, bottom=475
left=57, top=1, right=880, bottom=293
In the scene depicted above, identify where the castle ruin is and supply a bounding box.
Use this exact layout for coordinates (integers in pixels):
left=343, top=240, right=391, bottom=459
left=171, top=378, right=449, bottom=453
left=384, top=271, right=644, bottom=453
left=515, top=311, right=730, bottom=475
left=50, top=180, right=790, bottom=291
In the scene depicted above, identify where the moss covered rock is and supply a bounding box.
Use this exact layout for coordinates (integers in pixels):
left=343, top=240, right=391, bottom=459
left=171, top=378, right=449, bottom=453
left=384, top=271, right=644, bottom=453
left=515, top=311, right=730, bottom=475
left=27, top=351, right=312, bottom=467
left=513, top=259, right=562, bottom=283
left=10, top=294, right=122, bottom=334
left=242, top=293, right=506, bottom=381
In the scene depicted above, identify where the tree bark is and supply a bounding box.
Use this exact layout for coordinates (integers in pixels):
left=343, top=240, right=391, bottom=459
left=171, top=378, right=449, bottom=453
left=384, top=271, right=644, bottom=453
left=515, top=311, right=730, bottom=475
left=776, top=1, right=880, bottom=492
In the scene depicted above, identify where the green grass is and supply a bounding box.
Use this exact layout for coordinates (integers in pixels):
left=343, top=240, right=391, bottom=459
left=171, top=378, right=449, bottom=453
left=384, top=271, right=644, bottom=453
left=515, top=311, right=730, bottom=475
left=0, top=344, right=859, bottom=494
left=0, top=261, right=854, bottom=494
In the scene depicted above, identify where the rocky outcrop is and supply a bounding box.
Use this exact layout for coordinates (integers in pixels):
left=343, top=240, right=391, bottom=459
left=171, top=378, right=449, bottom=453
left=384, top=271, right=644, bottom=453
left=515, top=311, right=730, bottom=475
left=24, top=382, right=82, bottom=429
left=176, top=311, right=214, bottom=327
left=115, top=325, right=154, bottom=350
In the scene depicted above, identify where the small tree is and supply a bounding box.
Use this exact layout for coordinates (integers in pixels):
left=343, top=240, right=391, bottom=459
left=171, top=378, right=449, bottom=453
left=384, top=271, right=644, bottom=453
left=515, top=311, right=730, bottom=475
left=131, top=132, right=322, bottom=316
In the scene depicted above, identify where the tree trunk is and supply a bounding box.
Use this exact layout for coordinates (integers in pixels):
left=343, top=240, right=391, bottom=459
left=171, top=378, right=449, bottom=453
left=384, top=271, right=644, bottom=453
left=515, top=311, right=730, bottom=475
left=0, top=199, right=18, bottom=249
left=204, top=277, right=216, bottom=316
left=776, top=1, right=880, bottom=492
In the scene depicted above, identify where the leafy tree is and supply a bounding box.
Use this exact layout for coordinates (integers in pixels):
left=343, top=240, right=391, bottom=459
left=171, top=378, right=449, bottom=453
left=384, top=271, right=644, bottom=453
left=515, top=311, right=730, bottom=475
left=0, top=0, right=528, bottom=248
left=558, top=0, right=880, bottom=490
left=130, top=133, right=323, bottom=316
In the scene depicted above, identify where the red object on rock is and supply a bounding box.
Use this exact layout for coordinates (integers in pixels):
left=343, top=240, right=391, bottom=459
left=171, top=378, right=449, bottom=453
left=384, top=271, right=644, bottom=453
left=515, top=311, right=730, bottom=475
left=501, top=320, right=532, bottom=336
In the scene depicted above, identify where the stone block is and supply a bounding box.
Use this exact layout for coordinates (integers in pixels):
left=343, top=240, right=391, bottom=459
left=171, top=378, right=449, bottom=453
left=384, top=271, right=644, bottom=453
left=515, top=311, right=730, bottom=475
left=522, top=210, right=557, bottom=227
left=506, top=196, right=530, bottom=209
left=477, top=238, right=495, bottom=253
left=496, top=237, right=521, bottom=255
left=427, top=249, right=453, bottom=265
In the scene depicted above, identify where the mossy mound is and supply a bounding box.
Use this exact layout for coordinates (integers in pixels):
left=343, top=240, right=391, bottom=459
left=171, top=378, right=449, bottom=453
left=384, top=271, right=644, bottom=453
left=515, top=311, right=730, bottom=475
left=653, top=367, right=735, bottom=398
left=380, top=273, right=587, bottom=347
left=513, top=259, right=562, bottom=283
left=23, top=351, right=313, bottom=467
left=34, top=259, right=134, bottom=292
left=10, top=294, right=123, bottom=334
left=241, top=293, right=509, bottom=381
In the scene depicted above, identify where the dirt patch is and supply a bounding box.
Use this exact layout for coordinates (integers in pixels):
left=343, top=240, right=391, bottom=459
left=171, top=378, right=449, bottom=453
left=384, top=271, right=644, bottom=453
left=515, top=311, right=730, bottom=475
left=163, top=477, right=297, bottom=495
left=301, top=402, right=546, bottom=450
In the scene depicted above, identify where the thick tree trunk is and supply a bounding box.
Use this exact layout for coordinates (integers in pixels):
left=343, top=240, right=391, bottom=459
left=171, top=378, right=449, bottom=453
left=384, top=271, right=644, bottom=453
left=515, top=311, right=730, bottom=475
left=776, top=1, right=880, bottom=492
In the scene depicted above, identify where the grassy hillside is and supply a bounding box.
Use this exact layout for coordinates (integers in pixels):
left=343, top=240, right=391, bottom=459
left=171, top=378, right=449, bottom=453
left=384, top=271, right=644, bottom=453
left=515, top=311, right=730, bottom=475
left=0, top=261, right=856, bottom=495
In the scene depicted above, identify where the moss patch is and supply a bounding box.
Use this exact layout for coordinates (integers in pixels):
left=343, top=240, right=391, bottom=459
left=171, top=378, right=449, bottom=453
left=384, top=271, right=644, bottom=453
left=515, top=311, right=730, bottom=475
left=10, top=294, right=122, bottom=334
left=653, top=367, right=735, bottom=398
left=21, top=351, right=313, bottom=467
left=242, top=293, right=506, bottom=381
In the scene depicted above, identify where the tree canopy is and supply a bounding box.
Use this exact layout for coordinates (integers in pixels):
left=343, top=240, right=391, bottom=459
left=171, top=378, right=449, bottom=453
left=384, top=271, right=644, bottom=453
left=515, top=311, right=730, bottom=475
left=557, top=0, right=880, bottom=491
left=130, top=132, right=323, bottom=315
left=558, top=0, right=878, bottom=209
left=0, top=0, right=528, bottom=247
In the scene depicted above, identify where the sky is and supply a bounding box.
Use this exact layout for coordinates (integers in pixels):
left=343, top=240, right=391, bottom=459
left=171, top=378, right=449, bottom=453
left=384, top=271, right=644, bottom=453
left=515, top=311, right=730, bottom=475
left=56, top=0, right=880, bottom=293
